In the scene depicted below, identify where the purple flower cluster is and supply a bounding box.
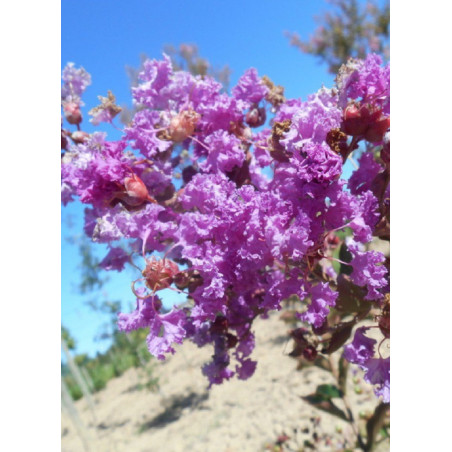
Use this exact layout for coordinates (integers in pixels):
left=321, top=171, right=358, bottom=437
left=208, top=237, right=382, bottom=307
left=61, top=54, right=390, bottom=399
left=61, top=62, right=92, bottom=104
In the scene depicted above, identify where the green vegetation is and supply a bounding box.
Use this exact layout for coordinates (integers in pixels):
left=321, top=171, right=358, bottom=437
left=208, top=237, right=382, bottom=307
left=62, top=325, right=158, bottom=401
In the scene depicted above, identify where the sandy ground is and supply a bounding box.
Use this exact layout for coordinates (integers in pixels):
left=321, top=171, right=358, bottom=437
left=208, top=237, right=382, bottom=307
left=61, top=312, right=389, bottom=452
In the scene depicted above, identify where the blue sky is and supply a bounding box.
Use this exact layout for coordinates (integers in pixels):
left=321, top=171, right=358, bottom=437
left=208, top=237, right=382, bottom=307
left=61, top=0, right=358, bottom=357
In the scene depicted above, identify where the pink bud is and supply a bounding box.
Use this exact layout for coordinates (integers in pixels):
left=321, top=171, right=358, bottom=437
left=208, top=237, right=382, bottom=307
left=63, top=102, right=82, bottom=125
left=342, top=103, right=388, bottom=140
left=71, top=131, right=90, bottom=144
left=245, top=106, right=266, bottom=128
left=342, top=104, right=368, bottom=136
left=302, top=345, right=318, bottom=361
left=365, top=117, right=390, bottom=143
left=124, top=173, right=150, bottom=200
left=168, top=110, right=200, bottom=143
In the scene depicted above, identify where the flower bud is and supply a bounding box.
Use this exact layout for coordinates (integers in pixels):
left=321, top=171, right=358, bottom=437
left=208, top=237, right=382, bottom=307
left=326, top=232, right=340, bottom=247
left=245, top=106, right=266, bottom=128
left=124, top=173, right=150, bottom=200
left=342, top=104, right=367, bottom=136
left=365, top=116, right=390, bottom=143
left=169, top=109, right=200, bottom=143
left=342, top=102, right=390, bottom=144
left=142, top=258, right=179, bottom=291
left=71, top=131, right=90, bottom=144
left=63, top=101, right=82, bottom=125
left=302, top=345, right=318, bottom=361
left=182, top=165, right=197, bottom=184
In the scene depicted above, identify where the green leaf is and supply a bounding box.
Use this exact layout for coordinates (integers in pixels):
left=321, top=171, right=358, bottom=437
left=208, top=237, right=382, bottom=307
left=335, top=227, right=353, bottom=241
left=301, top=394, right=348, bottom=422
left=332, top=244, right=341, bottom=274
left=316, top=384, right=343, bottom=399
left=379, top=426, right=389, bottom=439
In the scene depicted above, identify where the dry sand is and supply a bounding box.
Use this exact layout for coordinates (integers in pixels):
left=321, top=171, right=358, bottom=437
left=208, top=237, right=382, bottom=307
left=61, top=312, right=389, bottom=452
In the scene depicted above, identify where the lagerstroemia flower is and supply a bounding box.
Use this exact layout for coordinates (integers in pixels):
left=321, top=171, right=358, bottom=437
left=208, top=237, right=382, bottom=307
left=343, top=327, right=376, bottom=366
left=336, top=53, right=390, bottom=113
left=348, top=152, right=384, bottom=195
left=118, top=291, right=187, bottom=360
left=347, top=239, right=388, bottom=300
left=124, top=110, right=172, bottom=159
left=348, top=190, right=380, bottom=244
left=364, top=357, right=390, bottom=403
left=299, top=282, right=338, bottom=328
left=61, top=62, right=92, bottom=103
left=146, top=308, right=187, bottom=360
left=99, top=246, right=130, bottom=271
left=231, top=68, right=269, bottom=105
left=62, top=54, right=390, bottom=396
left=199, top=131, right=245, bottom=173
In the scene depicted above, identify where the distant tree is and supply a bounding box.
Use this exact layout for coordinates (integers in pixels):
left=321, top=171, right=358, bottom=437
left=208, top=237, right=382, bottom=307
left=62, top=297, right=155, bottom=399
left=286, top=0, right=389, bottom=73
left=76, top=236, right=107, bottom=294
left=164, top=43, right=232, bottom=89
left=61, top=325, right=76, bottom=350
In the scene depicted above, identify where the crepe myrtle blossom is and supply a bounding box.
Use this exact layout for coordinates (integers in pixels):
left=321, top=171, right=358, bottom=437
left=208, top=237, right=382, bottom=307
left=344, top=326, right=389, bottom=402
left=61, top=62, right=91, bottom=103
left=61, top=54, right=390, bottom=399
left=347, top=239, right=388, bottom=301
left=298, top=282, right=338, bottom=328
left=344, top=327, right=377, bottom=367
